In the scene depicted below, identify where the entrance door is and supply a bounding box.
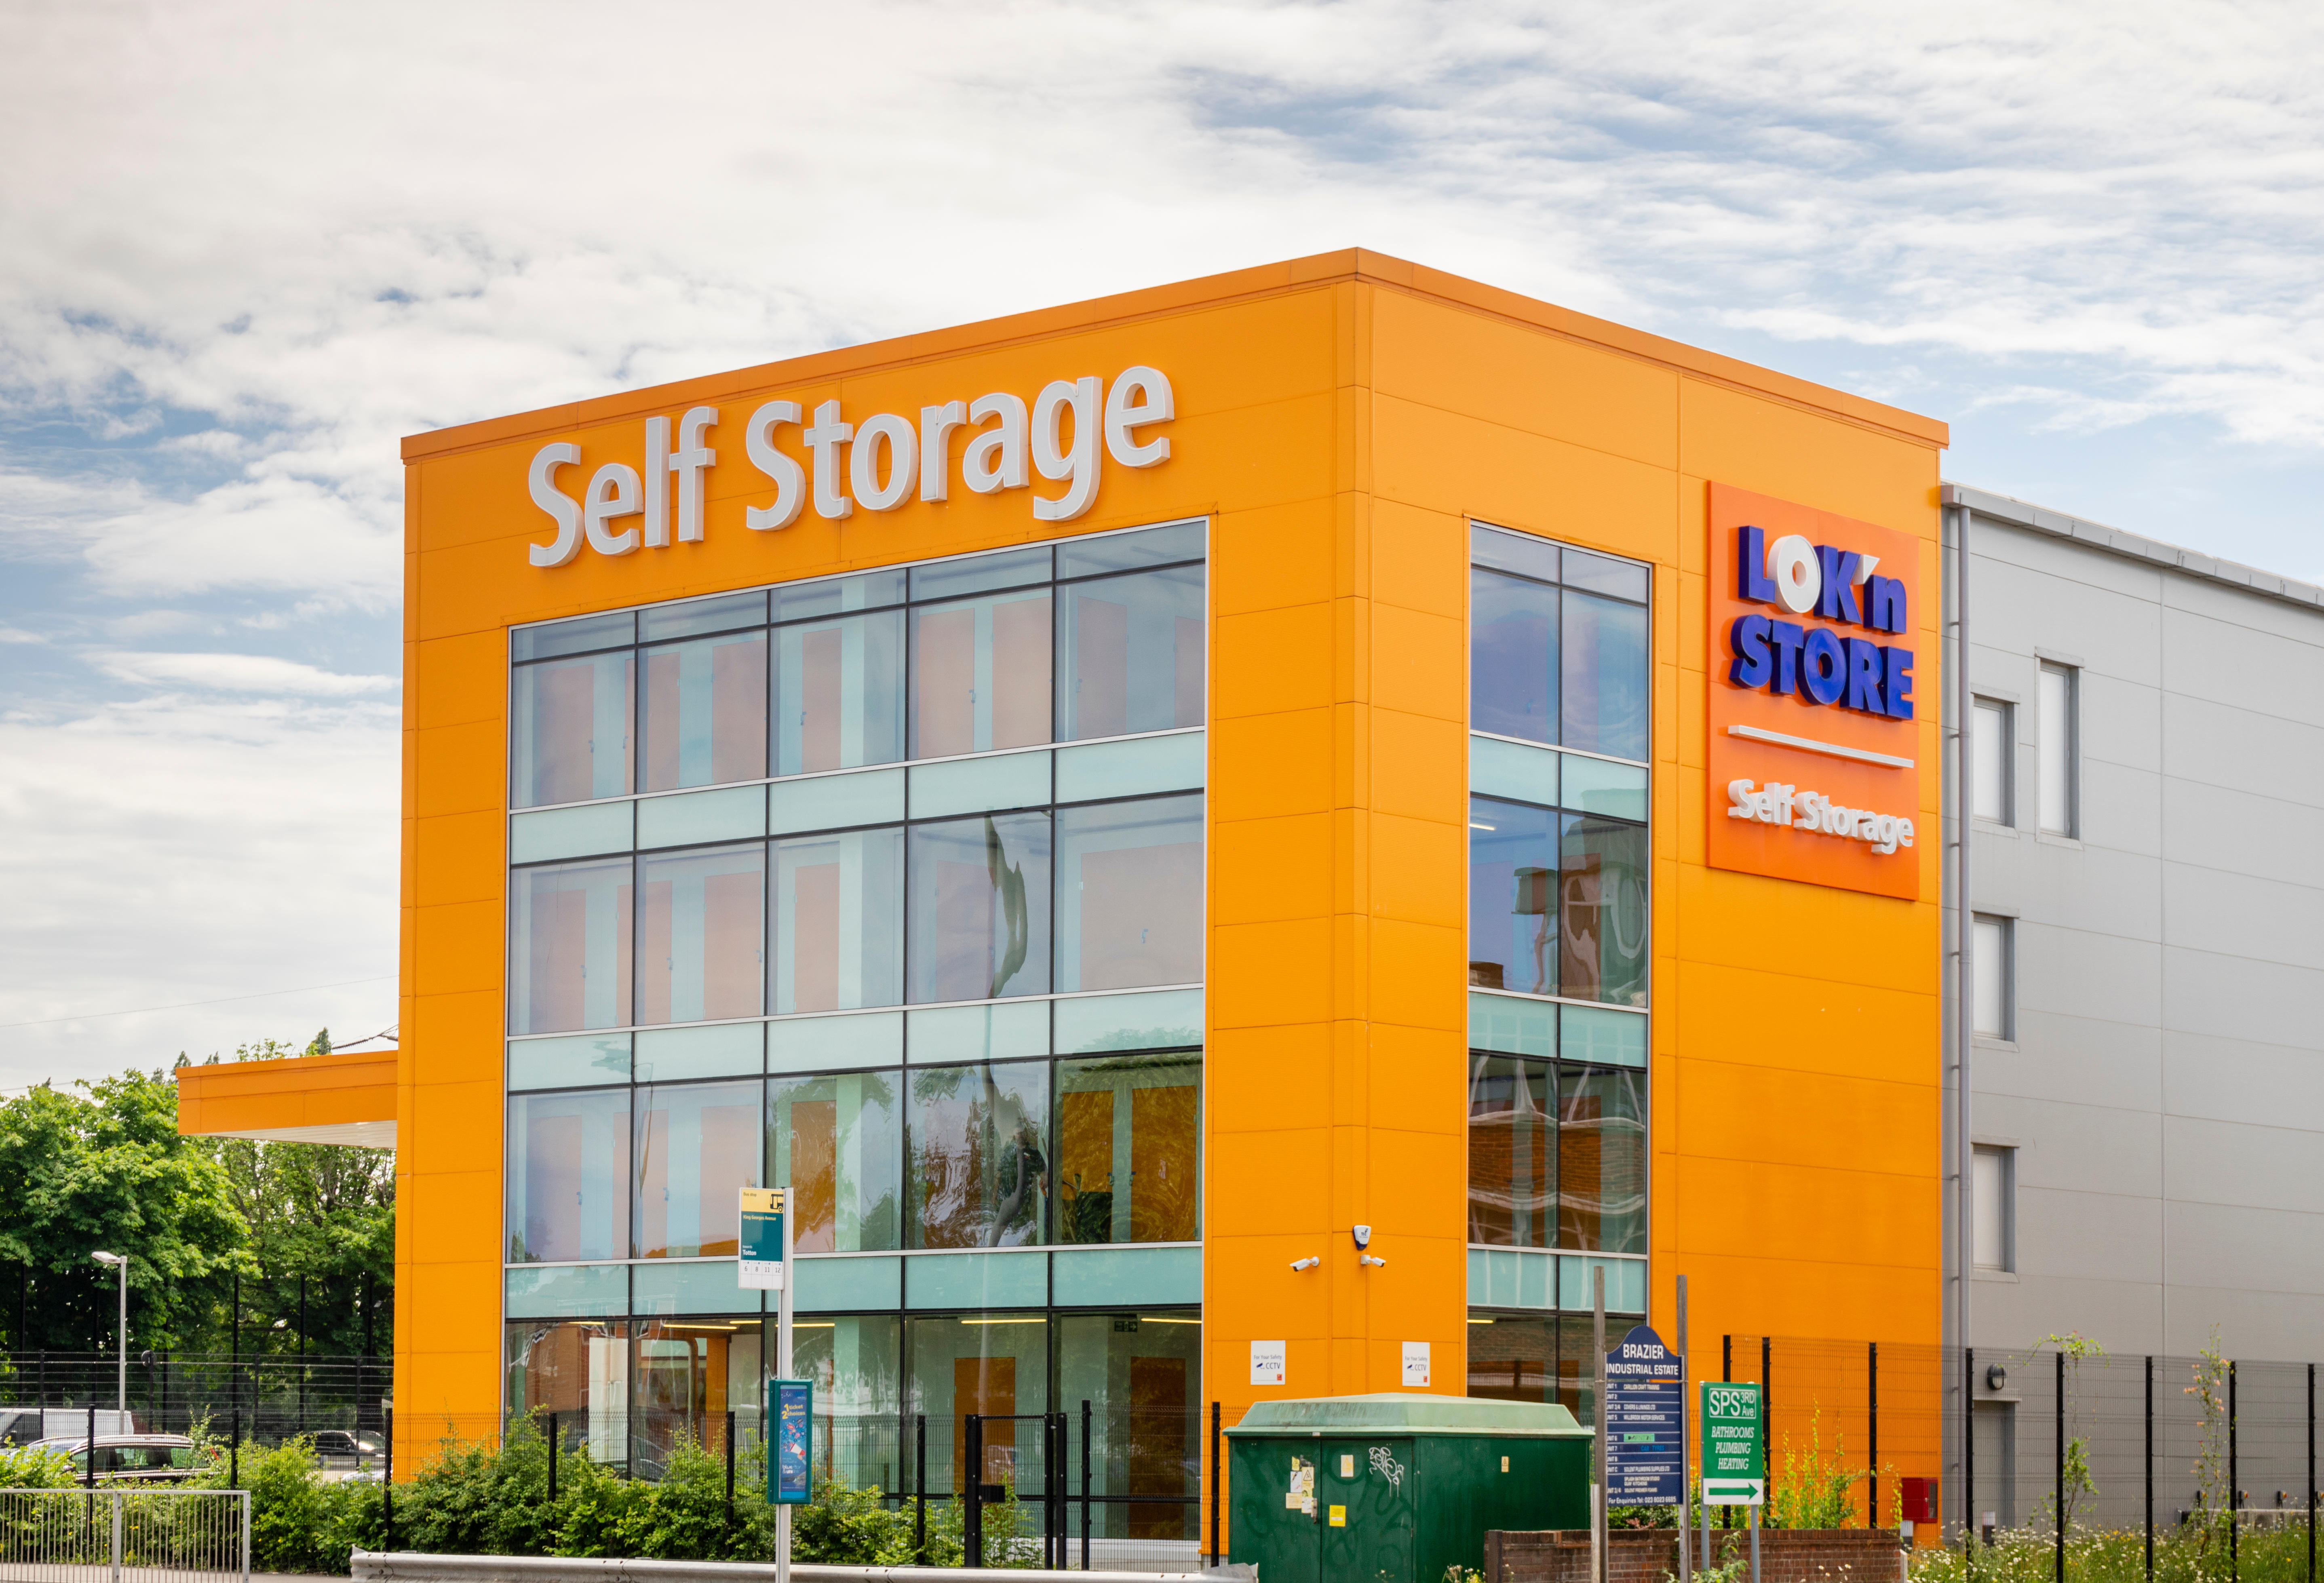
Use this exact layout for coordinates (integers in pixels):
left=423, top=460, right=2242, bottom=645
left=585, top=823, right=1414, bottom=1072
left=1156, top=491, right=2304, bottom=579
left=1127, top=1356, right=1189, bottom=1538
left=954, top=1357, right=1016, bottom=1491
left=1317, top=1437, right=1415, bottom=1582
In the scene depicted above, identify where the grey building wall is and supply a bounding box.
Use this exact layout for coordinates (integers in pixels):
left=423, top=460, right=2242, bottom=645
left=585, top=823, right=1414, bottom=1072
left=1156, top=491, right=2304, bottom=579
left=1947, top=483, right=2324, bottom=1364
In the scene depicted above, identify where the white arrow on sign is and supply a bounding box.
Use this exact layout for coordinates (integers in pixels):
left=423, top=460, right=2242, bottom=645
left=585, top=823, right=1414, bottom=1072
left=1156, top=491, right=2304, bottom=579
left=1703, top=1480, right=1765, bottom=1507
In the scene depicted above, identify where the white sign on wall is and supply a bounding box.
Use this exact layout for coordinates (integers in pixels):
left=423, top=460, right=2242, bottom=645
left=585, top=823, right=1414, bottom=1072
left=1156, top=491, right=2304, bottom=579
left=1402, top=1341, right=1431, bottom=1387
left=1251, top=1340, right=1286, bottom=1387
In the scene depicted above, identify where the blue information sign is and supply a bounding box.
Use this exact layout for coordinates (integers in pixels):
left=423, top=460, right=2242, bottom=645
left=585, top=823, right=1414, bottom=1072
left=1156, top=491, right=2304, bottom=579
left=1604, top=1323, right=1685, bottom=1506
left=769, top=1378, right=812, bottom=1506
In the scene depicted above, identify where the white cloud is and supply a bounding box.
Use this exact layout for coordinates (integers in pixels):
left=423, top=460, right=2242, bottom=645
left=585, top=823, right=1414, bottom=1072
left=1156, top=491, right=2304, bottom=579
left=93, top=650, right=396, bottom=697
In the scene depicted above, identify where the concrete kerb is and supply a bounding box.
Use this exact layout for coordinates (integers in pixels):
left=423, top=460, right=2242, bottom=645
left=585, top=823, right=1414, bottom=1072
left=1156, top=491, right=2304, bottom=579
left=351, top=1553, right=1232, bottom=1583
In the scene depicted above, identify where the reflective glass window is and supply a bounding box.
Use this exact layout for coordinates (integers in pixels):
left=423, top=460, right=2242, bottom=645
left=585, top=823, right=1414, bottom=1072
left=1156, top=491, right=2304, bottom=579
left=909, top=546, right=1051, bottom=602
left=512, top=651, right=634, bottom=807
left=504, top=1320, right=633, bottom=1469
left=1056, top=521, right=1204, bottom=577
left=770, top=826, right=903, bottom=1014
left=1466, top=1313, right=1556, bottom=1403
left=773, top=569, right=906, bottom=622
left=1467, top=1054, right=1552, bottom=1248
left=510, top=857, right=634, bottom=1034
left=1472, top=568, right=1556, bottom=744
left=1557, top=1065, right=1645, bottom=1253
left=773, top=609, right=905, bottom=776
left=1557, top=815, right=1648, bottom=1007
left=640, top=630, right=768, bottom=791
left=1560, top=547, right=1649, bottom=603
left=507, top=1088, right=631, bottom=1263
left=631, top=1319, right=753, bottom=1480
left=769, top=1069, right=902, bottom=1252
left=1055, top=1054, right=1200, bottom=1245
left=637, top=844, right=765, bottom=1026
left=1560, top=590, right=1647, bottom=761
left=1054, top=794, right=1202, bottom=993
left=906, top=1060, right=1050, bottom=1248
left=1055, top=1311, right=1201, bottom=1539
left=793, top=1315, right=903, bottom=1490
left=634, top=1079, right=760, bottom=1259
left=640, top=590, right=766, bottom=643
left=1055, top=566, right=1205, bottom=742
left=910, top=588, right=1052, bottom=759
left=906, top=1312, right=1050, bottom=1494
left=1467, top=796, right=1556, bottom=997
left=908, top=812, right=1051, bottom=1003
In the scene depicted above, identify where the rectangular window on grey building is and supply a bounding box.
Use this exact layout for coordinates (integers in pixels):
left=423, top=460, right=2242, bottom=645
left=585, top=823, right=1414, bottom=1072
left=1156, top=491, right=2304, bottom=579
left=1972, top=698, right=2012, bottom=824
left=1972, top=1144, right=2014, bottom=1271
left=2039, top=664, right=2077, bottom=836
left=1972, top=914, right=2012, bottom=1039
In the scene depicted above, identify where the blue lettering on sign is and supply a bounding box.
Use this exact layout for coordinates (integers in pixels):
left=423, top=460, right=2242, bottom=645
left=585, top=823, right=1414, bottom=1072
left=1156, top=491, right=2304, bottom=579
left=1731, top=526, right=1914, bottom=719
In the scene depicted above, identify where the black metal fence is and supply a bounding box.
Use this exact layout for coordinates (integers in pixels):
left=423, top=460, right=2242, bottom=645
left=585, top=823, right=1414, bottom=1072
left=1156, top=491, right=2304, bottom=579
left=0, top=1349, right=388, bottom=1443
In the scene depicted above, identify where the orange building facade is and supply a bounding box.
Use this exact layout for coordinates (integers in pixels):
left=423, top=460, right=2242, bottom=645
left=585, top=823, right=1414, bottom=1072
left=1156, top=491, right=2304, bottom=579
left=183, top=250, right=1949, bottom=1548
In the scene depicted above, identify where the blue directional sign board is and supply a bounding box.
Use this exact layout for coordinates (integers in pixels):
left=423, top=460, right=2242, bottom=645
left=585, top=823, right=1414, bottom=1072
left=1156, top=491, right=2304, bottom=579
left=1604, top=1323, right=1685, bottom=1506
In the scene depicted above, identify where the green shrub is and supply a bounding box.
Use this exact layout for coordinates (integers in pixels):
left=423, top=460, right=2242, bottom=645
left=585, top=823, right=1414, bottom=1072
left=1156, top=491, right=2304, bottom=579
left=0, top=1445, right=76, bottom=1488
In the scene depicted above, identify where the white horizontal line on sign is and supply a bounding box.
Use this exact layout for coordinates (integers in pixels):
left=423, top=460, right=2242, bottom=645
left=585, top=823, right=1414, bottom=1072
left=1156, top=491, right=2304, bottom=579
left=1725, top=723, right=1915, bottom=770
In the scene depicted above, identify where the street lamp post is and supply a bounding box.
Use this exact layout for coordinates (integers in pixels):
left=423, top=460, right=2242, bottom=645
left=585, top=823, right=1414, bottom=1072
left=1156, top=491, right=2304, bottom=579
left=92, top=1252, right=127, bottom=1422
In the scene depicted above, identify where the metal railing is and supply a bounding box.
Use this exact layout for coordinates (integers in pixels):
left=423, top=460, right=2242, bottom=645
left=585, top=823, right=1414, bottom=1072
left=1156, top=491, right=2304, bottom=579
left=0, top=1487, right=249, bottom=1583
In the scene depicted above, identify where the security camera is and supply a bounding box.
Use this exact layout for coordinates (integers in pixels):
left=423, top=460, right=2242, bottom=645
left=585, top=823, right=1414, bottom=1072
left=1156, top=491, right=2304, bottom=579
left=1351, top=1225, right=1372, bottom=1250
left=1289, top=1257, right=1320, bottom=1272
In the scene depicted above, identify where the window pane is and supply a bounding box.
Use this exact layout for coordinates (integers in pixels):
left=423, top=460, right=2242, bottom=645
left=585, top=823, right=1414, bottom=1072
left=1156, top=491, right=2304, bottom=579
left=634, top=1080, right=759, bottom=1259
left=1468, top=796, right=1557, bottom=996
left=1057, top=522, right=1205, bottom=578
left=1560, top=590, right=1648, bottom=761
left=1556, top=1066, right=1644, bottom=1253
left=1973, top=701, right=2008, bottom=823
left=1056, top=566, right=1205, bottom=741
left=911, top=590, right=1053, bottom=758
left=631, top=1318, right=752, bottom=1479
left=906, top=1060, right=1050, bottom=1248
left=1973, top=1148, right=2008, bottom=1269
left=907, top=1313, right=1051, bottom=1495
left=1472, top=569, right=1556, bottom=744
left=640, top=631, right=768, bottom=792
left=505, top=1320, right=632, bottom=1470
left=507, top=1089, right=631, bottom=1262
left=1560, top=548, right=1649, bottom=604
left=1056, top=1310, right=1201, bottom=1540
left=769, top=1070, right=902, bottom=1252
left=1558, top=815, right=1648, bottom=1008
left=1055, top=794, right=1203, bottom=993
left=515, top=611, right=634, bottom=663
left=1467, top=1313, right=1556, bottom=1403
left=2040, top=665, right=2073, bottom=834
left=908, top=812, right=1052, bottom=1003
left=637, top=844, right=765, bottom=1026
left=910, top=545, right=1052, bottom=602
left=641, top=591, right=766, bottom=643
left=510, top=857, right=634, bottom=1034
left=1471, top=524, right=1558, bottom=584
left=773, top=609, right=905, bottom=777
left=774, top=569, right=906, bottom=622
left=1973, top=917, right=2007, bottom=1037
left=792, top=1315, right=903, bottom=1491
left=1056, top=1054, right=1201, bottom=1244
left=771, top=827, right=903, bottom=1014
left=1468, top=1055, right=1553, bottom=1248
left=512, top=651, right=634, bottom=807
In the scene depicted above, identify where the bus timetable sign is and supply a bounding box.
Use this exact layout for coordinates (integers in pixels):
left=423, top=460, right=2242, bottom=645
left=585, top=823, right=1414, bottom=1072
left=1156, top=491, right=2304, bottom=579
left=1701, top=1381, right=1765, bottom=1506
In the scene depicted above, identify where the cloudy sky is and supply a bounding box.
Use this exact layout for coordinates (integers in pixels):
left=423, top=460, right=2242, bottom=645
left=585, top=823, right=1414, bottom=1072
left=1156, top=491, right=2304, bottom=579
left=2, top=0, right=2319, bottom=1091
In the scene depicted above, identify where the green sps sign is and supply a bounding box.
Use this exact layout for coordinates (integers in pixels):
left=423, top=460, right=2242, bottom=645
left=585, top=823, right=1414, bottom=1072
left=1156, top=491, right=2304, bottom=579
left=1700, top=1380, right=1764, bottom=1507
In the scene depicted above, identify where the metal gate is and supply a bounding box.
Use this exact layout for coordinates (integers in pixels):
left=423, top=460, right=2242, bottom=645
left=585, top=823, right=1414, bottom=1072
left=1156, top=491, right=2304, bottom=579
left=0, top=1488, right=250, bottom=1583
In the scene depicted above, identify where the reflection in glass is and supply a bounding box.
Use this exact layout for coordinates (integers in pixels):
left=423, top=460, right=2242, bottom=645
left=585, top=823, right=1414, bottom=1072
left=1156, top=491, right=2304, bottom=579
left=773, top=609, right=905, bottom=776
left=634, top=1079, right=760, bottom=1258
left=1558, top=815, right=1648, bottom=1007
left=773, top=569, right=905, bottom=622
left=505, top=1320, right=633, bottom=1469
left=771, top=827, right=903, bottom=1014
left=910, top=589, right=1052, bottom=759
left=512, top=651, right=634, bottom=808
left=1056, top=521, right=1204, bottom=578
left=1054, top=795, right=1202, bottom=993
left=1560, top=590, right=1648, bottom=761
left=768, top=1070, right=900, bottom=1252
left=511, top=857, right=634, bottom=1034
left=793, top=1315, right=902, bottom=1492
left=1055, top=566, right=1205, bottom=742
left=1468, top=1055, right=1552, bottom=1248
left=909, top=813, right=1051, bottom=1003
left=641, top=631, right=768, bottom=791
left=1558, top=1065, right=1646, bottom=1254
left=907, top=1060, right=1050, bottom=1248
left=637, top=844, right=765, bottom=1026
left=506, top=1089, right=631, bottom=1263
left=1472, top=569, right=1556, bottom=744
left=631, top=1319, right=756, bottom=1480
left=1467, top=797, right=1556, bottom=997
left=1055, top=1311, right=1201, bottom=1539
left=1055, top=1055, right=1200, bottom=1244
left=906, top=1313, right=1050, bottom=1495
left=1466, top=1313, right=1555, bottom=1404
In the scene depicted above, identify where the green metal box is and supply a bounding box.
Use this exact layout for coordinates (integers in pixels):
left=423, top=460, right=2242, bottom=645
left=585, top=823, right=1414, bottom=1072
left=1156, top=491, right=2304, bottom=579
left=1226, top=1392, right=1592, bottom=1583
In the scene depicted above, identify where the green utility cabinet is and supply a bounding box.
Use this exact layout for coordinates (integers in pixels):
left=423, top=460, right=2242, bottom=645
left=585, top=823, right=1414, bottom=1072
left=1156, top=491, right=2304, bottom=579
left=1225, top=1393, right=1592, bottom=1583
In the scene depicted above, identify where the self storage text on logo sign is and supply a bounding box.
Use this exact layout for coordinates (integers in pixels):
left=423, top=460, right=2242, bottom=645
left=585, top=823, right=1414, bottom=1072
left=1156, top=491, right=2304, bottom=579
left=1706, top=484, right=1927, bottom=901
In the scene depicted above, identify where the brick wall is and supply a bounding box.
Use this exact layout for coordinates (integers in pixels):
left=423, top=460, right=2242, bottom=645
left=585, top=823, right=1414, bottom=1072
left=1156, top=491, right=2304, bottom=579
left=1485, top=1528, right=1906, bottom=1583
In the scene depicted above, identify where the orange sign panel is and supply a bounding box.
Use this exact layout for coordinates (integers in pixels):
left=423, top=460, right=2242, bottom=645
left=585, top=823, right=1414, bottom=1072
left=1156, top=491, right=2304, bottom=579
left=1706, top=483, right=1923, bottom=901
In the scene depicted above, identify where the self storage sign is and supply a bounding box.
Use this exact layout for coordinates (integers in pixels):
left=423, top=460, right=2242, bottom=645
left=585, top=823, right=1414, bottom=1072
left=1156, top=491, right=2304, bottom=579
left=1706, top=483, right=1928, bottom=901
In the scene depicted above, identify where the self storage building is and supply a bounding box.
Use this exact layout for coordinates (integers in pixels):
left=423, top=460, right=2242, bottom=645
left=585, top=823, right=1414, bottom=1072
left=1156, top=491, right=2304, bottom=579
left=177, top=250, right=1952, bottom=1551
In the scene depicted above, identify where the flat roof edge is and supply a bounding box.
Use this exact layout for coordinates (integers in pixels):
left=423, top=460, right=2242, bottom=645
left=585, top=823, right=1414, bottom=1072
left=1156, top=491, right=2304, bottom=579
left=401, top=249, right=1949, bottom=462
left=1945, top=482, right=2324, bottom=613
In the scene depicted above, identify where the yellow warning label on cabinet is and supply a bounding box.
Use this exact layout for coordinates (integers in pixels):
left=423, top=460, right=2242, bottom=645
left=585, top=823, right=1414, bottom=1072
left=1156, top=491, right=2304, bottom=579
left=1329, top=1505, right=1346, bottom=1527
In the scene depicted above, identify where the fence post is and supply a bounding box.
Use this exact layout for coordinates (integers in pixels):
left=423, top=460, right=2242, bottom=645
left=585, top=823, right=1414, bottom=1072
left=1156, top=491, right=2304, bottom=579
left=913, top=1412, right=926, bottom=1560
left=2230, top=1361, right=2240, bottom=1581
left=1964, top=1347, right=1975, bottom=1556
left=382, top=1404, right=394, bottom=1553
left=964, top=1412, right=983, bottom=1569
left=548, top=1412, right=559, bottom=1504
left=2145, top=1357, right=2154, bottom=1583
left=1869, top=1342, right=1879, bottom=1530
left=725, top=1408, right=736, bottom=1528
left=86, top=1402, right=96, bottom=1489
left=2307, top=1362, right=2315, bottom=1583
left=1081, top=1398, right=1092, bottom=1570
left=229, top=1409, right=239, bottom=1488
left=2055, top=1347, right=2066, bottom=1583
left=1211, top=1400, right=1223, bottom=1565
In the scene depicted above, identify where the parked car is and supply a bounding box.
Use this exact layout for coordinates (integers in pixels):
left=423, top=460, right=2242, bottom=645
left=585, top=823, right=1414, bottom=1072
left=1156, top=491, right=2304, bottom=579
left=29, top=1433, right=205, bottom=1483
left=308, top=1429, right=379, bottom=1459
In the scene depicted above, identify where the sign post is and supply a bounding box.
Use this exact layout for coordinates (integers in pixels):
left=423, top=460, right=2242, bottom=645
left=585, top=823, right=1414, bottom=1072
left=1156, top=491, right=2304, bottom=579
left=1702, top=1380, right=1765, bottom=1583
left=741, top=1188, right=795, bottom=1580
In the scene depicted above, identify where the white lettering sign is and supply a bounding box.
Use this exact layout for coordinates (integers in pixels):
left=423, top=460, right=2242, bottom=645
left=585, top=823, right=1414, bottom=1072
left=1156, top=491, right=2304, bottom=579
left=527, top=365, right=1175, bottom=568
left=1724, top=778, right=1916, bottom=856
